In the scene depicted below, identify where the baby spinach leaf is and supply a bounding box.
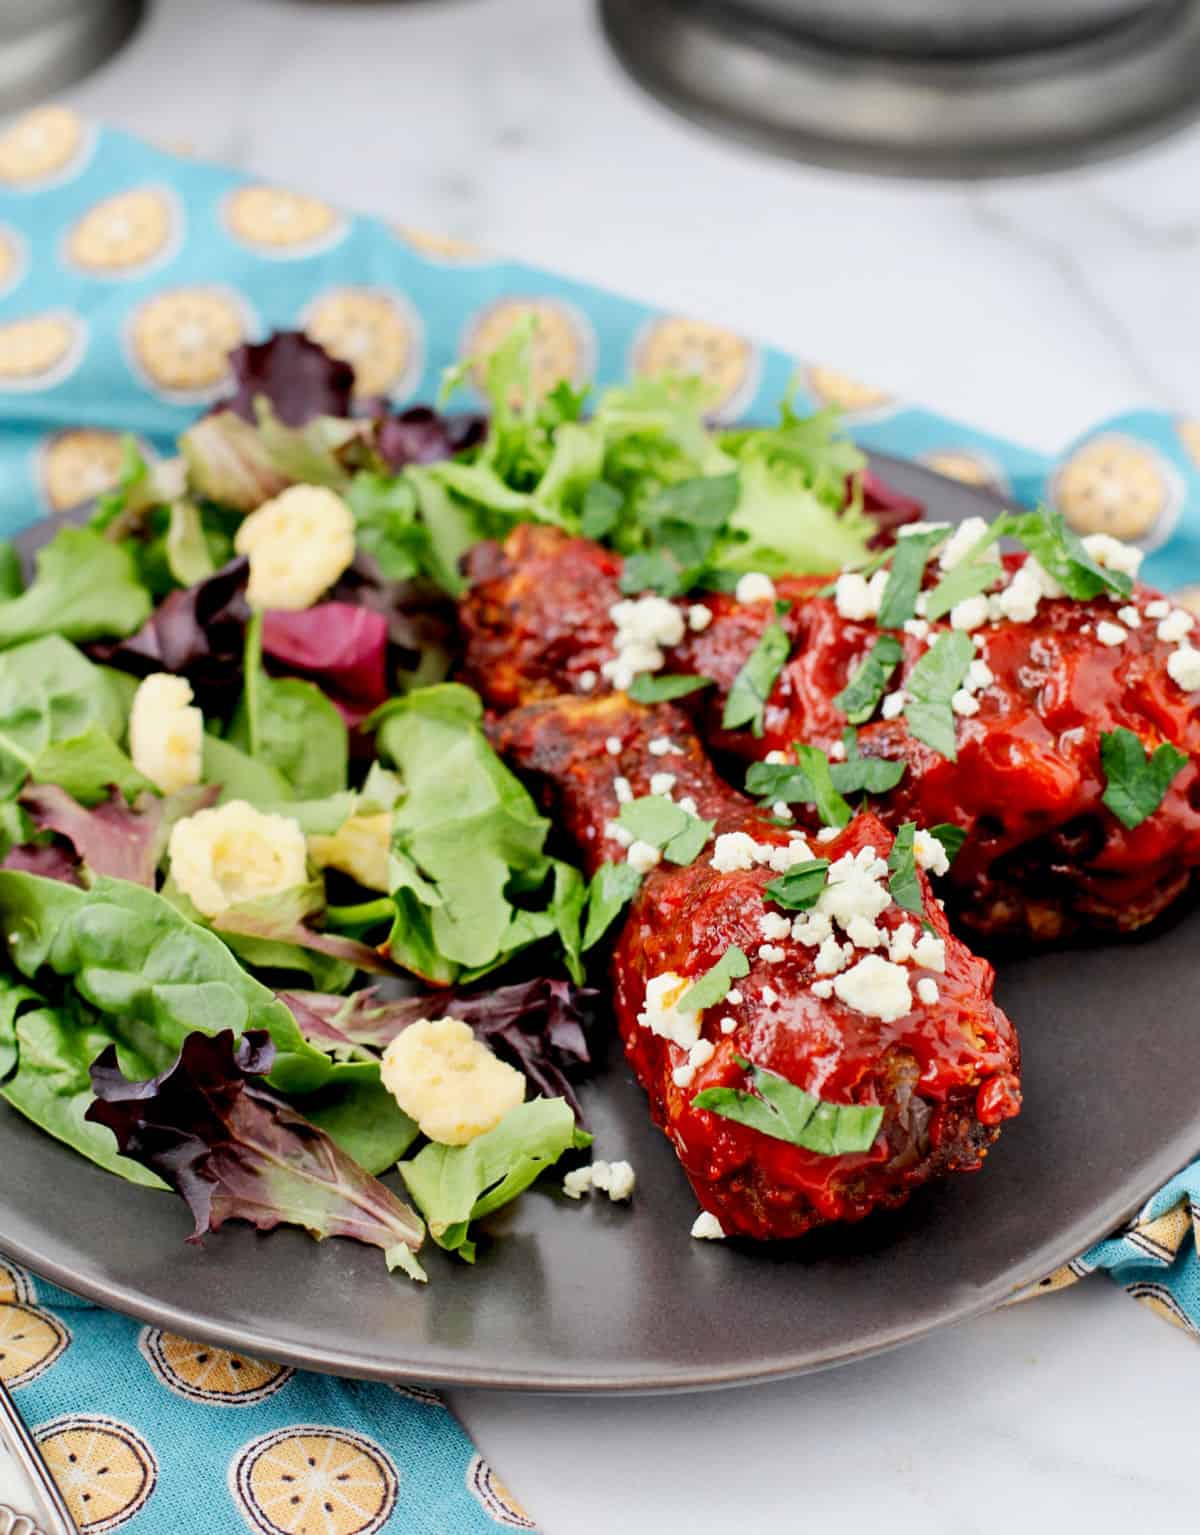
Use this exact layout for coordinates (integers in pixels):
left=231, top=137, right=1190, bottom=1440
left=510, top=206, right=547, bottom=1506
left=295, top=1074, right=421, bottom=1176
left=581, top=861, right=643, bottom=950
left=30, top=728, right=153, bottom=806
left=628, top=674, right=713, bottom=704
left=678, top=946, right=749, bottom=1013
left=0, top=528, right=151, bottom=649
left=764, top=859, right=830, bottom=911
left=201, top=733, right=292, bottom=804
left=833, top=634, right=903, bottom=724
left=722, top=617, right=790, bottom=737
left=693, top=1058, right=884, bottom=1155
left=399, top=1096, right=590, bottom=1261
left=904, top=631, right=974, bottom=761
left=1100, top=727, right=1188, bottom=830
left=0, top=636, right=130, bottom=800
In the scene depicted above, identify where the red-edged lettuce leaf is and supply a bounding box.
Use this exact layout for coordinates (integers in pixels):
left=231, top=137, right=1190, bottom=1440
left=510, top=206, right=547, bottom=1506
left=330, top=555, right=457, bottom=685
left=374, top=406, right=486, bottom=470
left=261, top=605, right=389, bottom=726
left=85, top=1029, right=425, bottom=1277
left=16, top=782, right=218, bottom=887
left=282, top=978, right=601, bottom=1117
left=1, top=839, right=82, bottom=885
left=216, top=904, right=402, bottom=977
left=858, top=469, right=924, bottom=549
left=221, top=332, right=356, bottom=427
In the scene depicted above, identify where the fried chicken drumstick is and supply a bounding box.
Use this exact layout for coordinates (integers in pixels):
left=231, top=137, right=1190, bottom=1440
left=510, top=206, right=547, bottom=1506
left=491, top=692, right=1020, bottom=1239
left=463, top=524, right=1200, bottom=942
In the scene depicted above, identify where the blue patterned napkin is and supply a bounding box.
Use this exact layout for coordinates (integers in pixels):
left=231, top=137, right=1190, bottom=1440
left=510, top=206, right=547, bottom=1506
left=1, top=105, right=1199, bottom=1533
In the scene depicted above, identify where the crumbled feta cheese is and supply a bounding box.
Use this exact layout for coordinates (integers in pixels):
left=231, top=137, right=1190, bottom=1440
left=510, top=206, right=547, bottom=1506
left=834, top=571, right=875, bottom=622
left=845, top=914, right=885, bottom=949
left=672, top=1061, right=696, bottom=1088
left=761, top=985, right=779, bottom=1005
left=309, top=811, right=392, bottom=892
left=938, top=517, right=989, bottom=571
left=235, top=484, right=356, bottom=611
left=691, top=1211, right=725, bottom=1240
left=951, top=689, right=980, bottom=717
left=719, top=1016, right=737, bottom=1034
left=602, top=595, right=686, bottom=691
left=949, top=595, right=990, bottom=633
left=965, top=658, right=994, bottom=692
left=827, top=738, right=846, bottom=761
left=593, top=1159, right=636, bottom=1201
left=1096, top=620, right=1127, bottom=648
left=563, top=1166, right=594, bottom=1199
left=913, top=828, right=950, bottom=877
left=614, top=776, right=633, bottom=804
left=1167, top=644, right=1200, bottom=692
left=903, top=617, right=930, bottom=639
left=1082, top=532, right=1144, bottom=579
left=915, top=592, right=929, bottom=618
left=764, top=750, right=787, bottom=765
left=772, top=801, right=794, bottom=821
left=725, top=988, right=743, bottom=1005
left=994, top=565, right=1041, bottom=624
left=678, top=795, right=699, bottom=816
left=811, top=979, right=834, bottom=999
left=916, top=977, right=940, bottom=1006
left=758, top=943, right=787, bottom=964
left=381, top=1017, right=524, bottom=1146
left=1146, top=598, right=1171, bottom=619
left=832, top=955, right=913, bottom=1022
left=638, top=972, right=702, bottom=1048
left=881, top=689, right=907, bottom=721
left=129, top=672, right=203, bottom=795
left=605, top=736, right=622, bottom=756
left=578, top=669, right=597, bottom=692
left=169, top=800, right=307, bottom=918
left=900, top=521, right=951, bottom=539
left=1159, top=609, right=1196, bottom=644
left=791, top=910, right=833, bottom=946
left=816, top=826, right=840, bottom=843
left=759, top=911, right=792, bottom=942
left=1117, top=605, right=1142, bottom=629
left=768, top=839, right=815, bottom=873
left=627, top=840, right=661, bottom=874
left=818, top=847, right=891, bottom=933
left=735, top=571, right=777, bottom=604
left=814, top=937, right=851, bottom=975
left=689, top=1038, right=715, bottom=1070
left=913, top=933, right=947, bottom=972
left=888, top=923, right=918, bottom=963
left=711, top=832, right=759, bottom=872
left=650, top=772, right=677, bottom=797
left=648, top=737, right=681, bottom=756
left=605, top=819, right=633, bottom=849
left=688, top=603, right=713, bottom=632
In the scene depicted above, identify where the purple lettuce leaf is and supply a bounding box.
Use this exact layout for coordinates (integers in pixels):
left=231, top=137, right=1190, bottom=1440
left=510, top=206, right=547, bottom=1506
left=859, top=469, right=925, bottom=549
left=216, top=905, right=403, bottom=977
left=16, top=782, right=218, bottom=887
left=330, top=554, right=458, bottom=683
left=1, top=839, right=83, bottom=885
left=282, top=978, right=601, bottom=1117
left=85, top=1029, right=425, bottom=1275
left=261, top=604, right=389, bottom=725
left=221, top=332, right=356, bottom=427
left=374, top=406, right=486, bottom=470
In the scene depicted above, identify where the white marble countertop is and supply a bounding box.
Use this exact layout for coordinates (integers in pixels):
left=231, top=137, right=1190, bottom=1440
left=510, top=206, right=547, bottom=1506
left=55, top=1, right=1200, bottom=1530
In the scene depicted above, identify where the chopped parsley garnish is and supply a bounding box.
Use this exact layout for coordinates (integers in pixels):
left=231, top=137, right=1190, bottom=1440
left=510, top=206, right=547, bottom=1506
left=929, top=822, right=967, bottom=865
left=722, top=615, right=791, bottom=737
left=877, top=528, right=944, bottom=629
left=886, top=822, right=924, bottom=917
left=924, top=532, right=1003, bottom=621
left=794, top=744, right=851, bottom=828
left=616, top=795, right=715, bottom=865
left=619, top=549, right=688, bottom=598
left=581, top=861, right=643, bottom=950
left=678, top=946, right=750, bottom=1012
left=903, top=631, right=975, bottom=761
left=693, top=1058, right=884, bottom=1155
left=744, top=744, right=850, bottom=828
left=834, top=634, right=903, bottom=724
left=764, top=859, right=830, bottom=911
left=998, top=507, right=1133, bottom=601
left=831, top=728, right=906, bottom=795
left=628, top=673, right=714, bottom=704
left=1099, top=727, right=1188, bottom=830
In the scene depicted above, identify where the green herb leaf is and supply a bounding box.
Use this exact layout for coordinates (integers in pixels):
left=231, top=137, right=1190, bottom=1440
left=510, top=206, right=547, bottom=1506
left=833, top=634, right=903, bottom=725
left=619, top=549, right=688, bottom=598
left=615, top=795, right=716, bottom=865
left=1100, top=727, right=1189, bottom=830
left=903, top=631, right=975, bottom=761
left=0, top=528, right=151, bottom=650
left=399, top=1097, right=591, bottom=1260
left=830, top=728, right=906, bottom=795
left=581, top=861, right=643, bottom=950
left=929, top=822, right=968, bottom=865
left=580, top=481, right=624, bottom=540
left=678, top=946, right=750, bottom=1013
left=887, top=821, right=925, bottom=917
left=693, top=1058, right=883, bottom=1155
left=794, top=745, right=852, bottom=828
left=1000, top=507, right=1133, bottom=601
left=924, top=528, right=1003, bottom=622
left=347, top=472, right=433, bottom=583
left=744, top=744, right=850, bottom=826
left=722, top=618, right=790, bottom=737
left=628, top=673, right=714, bottom=704
left=764, top=859, right=830, bottom=911
left=877, top=529, right=944, bottom=629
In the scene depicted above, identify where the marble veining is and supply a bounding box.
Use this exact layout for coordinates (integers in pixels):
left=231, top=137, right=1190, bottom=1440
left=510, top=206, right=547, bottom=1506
left=48, top=2, right=1199, bottom=1530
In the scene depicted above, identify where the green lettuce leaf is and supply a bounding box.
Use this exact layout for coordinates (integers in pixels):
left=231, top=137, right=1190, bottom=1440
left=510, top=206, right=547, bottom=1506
left=0, top=528, right=151, bottom=649
left=0, top=636, right=131, bottom=800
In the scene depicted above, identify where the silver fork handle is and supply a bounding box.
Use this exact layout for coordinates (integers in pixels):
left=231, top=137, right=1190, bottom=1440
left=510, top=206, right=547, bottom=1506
left=0, top=1380, right=78, bottom=1535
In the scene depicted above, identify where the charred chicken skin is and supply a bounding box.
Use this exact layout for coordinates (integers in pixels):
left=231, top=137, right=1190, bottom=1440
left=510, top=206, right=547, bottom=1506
left=462, top=524, right=1200, bottom=941
left=491, top=693, right=1021, bottom=1239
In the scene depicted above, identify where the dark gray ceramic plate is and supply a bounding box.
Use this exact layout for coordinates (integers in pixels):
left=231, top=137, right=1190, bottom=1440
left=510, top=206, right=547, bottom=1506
left=1, top=456, right=1197, bottom=1393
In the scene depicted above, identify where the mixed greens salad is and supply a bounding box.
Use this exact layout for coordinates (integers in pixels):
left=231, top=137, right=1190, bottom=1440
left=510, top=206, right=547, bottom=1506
left=0, top=323, right=896, bottom=1280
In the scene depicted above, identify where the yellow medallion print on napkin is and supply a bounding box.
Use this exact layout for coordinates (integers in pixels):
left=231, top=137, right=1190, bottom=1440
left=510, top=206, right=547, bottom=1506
left=1052, top=434, right=1177, bottom=543
left=230, top=1426, right=399, bottom=1535
left=139, top=1326, right=293, bottom=1407
left=464, top=298, right=593, bottom=403
left=39, top=428, right=129, bottom=512
left=1171, top=583, right=1200, bottom=619
left=0, top=1258, right=33, bottom=1305
left=37, top=1415, right=158, bottom=1532
left=127, top=286, right=248, bottom=399
left=633, top=315, right=759, bottom=419
left=395, top=224, right=487, bottom=264
left=0, top=226, right=26, bottom=299
left=65, top=187, right=178, bottom=275
left=921, top=449, right=1008, bottom=494
left=225, top=185, right=345, bottom=256
left=1176, top=418, right=1200, bottom=466
left=0, top=105, right=89, bottom=187
left=305, top=288, right=421, bottom=398
left=466, top=1455, right=538, bottom=1529
left=0, top=312, right=84, bottom=391
left=0, top=1301, right=69, bottom=1388
left=806, top=363, right=895, bottom=419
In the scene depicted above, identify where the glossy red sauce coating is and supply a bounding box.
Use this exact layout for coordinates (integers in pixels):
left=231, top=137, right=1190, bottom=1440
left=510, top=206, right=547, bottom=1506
left=491, top=693, right=1020, bottom=1239
left=462, top=526, right=1200, bottom=940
